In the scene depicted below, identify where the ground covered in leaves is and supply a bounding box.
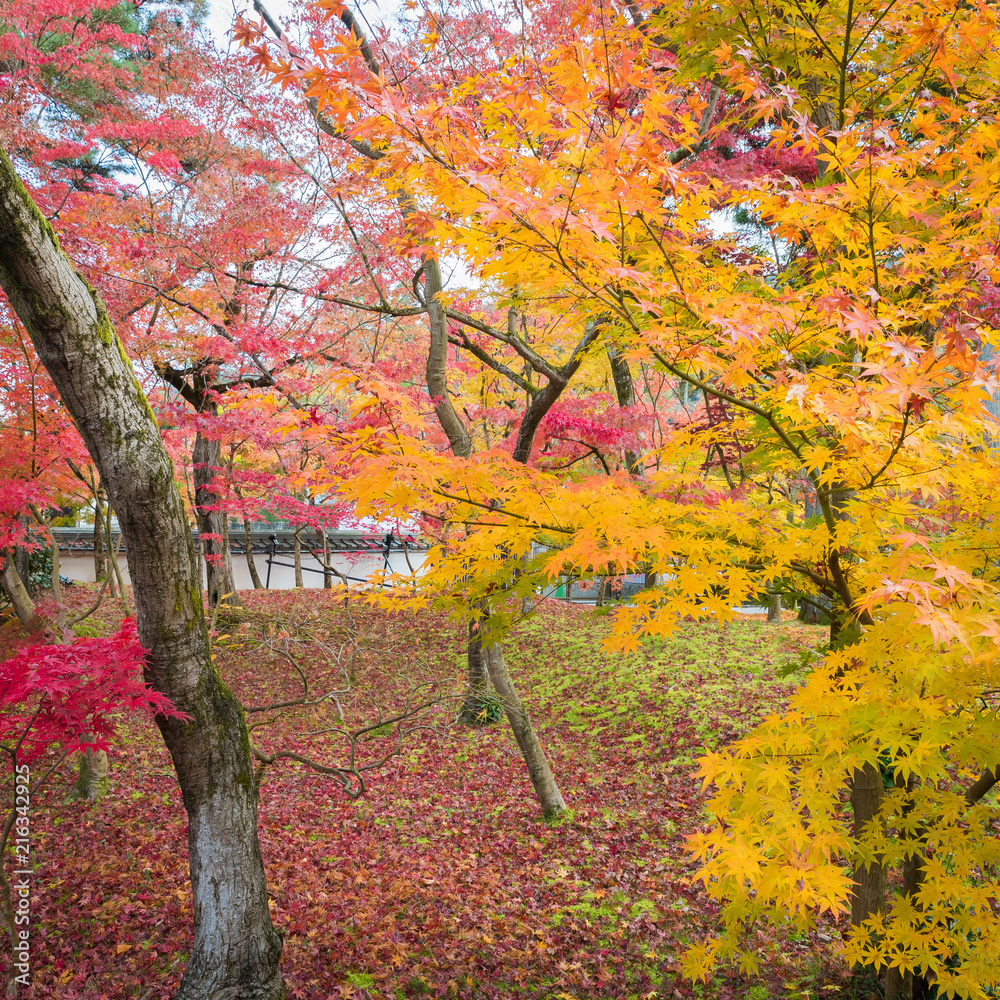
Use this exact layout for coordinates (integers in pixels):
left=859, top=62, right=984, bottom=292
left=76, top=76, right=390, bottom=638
left=3, top=590, right=850, bottom=1000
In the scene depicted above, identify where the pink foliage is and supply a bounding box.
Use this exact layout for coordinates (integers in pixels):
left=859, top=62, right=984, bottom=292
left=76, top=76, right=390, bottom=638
left=0, top=619, right=187, bottom=763
left=528, top=394, right=656, bottom=469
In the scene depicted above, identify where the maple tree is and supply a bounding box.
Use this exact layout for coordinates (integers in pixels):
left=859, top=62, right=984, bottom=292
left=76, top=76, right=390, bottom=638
left=0, top=5, right=472, bottom=993
left=0, top=0, right=366, bottom=610
left=0, top=320, right=93, bottom=623
left=0, top=618, right=185, bottom=994
left=0, top=128, right=291, bottom=1000
left=231, top=0, right=1000, bottom=995
left=233, top=1, right=594, bottom=816
left=234, top=0, right=724, bottom=814
left=5, top=0, right=1000, bottom=994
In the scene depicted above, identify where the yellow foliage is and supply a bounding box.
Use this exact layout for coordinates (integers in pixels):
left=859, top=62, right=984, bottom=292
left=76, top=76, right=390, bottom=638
left=245, top=0, right=1000, bottom=989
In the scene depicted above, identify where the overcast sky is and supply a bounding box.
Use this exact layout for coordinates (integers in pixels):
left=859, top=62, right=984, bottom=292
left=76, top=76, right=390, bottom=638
left=204, top=0, right=400, bottom=49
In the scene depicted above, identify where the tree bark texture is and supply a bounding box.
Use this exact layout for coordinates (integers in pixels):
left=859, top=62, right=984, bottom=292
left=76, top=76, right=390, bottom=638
left=193, top=426, right=241, bottom=608
left=0, top=554, right=35, bottom=625
left=767, top=594, right=781, bottom=623
left=0, top=149, right=283, bottom=1000
left=69, top=747, right=110, bottom=802
left=484, top=643, right=566, bottom=818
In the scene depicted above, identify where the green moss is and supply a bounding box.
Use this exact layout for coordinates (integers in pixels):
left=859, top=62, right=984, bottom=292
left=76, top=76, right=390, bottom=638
left=346, top=971, right=376, bottom=990
left=95, top=309, right=114, bottom=347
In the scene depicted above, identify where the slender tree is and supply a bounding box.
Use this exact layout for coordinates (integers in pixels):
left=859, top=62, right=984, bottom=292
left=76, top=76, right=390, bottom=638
left=0, top=148, right=284, bottom=1000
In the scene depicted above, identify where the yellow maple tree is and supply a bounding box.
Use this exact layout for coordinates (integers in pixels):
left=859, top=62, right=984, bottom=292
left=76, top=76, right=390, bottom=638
left=242, top=0, right=1000, bottom=993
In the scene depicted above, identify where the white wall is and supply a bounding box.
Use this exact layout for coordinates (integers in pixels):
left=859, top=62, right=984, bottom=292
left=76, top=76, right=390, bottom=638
left=59, top=549, right=424, bottom=591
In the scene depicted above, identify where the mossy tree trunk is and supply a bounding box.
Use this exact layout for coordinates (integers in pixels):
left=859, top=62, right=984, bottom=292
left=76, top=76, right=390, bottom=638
left=69, top=747, right=109, bottom=802
left=0, top=148, right=283, bottom=1000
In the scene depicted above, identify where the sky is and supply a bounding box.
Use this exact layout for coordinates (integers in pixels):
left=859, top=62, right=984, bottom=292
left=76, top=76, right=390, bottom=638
left=204, top=0, right=401, bottom=49
left=204, top=0, right=296, bottom=48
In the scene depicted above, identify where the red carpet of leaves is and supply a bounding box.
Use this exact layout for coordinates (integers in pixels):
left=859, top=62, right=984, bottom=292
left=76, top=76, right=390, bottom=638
left=4, top=592, right=845, bottom=999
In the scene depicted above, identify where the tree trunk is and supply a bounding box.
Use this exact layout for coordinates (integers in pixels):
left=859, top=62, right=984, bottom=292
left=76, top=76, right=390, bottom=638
left=849, top=762, right=887, bottom=989
left=46, top=515, right=67, bottom=634
left=596, top=576, right=606, bottom=607
left=0, top=149, right=283, bottom=1000
left=243, top=519, right=263, bottom=590
left=767, top=594, right=781, bottom=623
left=457, top=618, right=492, bottom=724
left=68, top=747, right=109, bottom=802
left=484, top=643, right=566, bottom=818
left=0, top=554, right=35, bottom=625
left=105, top=502, right=117, bottom=598
left=800, top=593, right=831, bottom=625
left=607, top=343, right=642, bottom=476
left=884, top=966, right=913, bottom=1000
left=320, top=529, right=333, bottom=590
left=293, top=527, right=303, bottom=588
left=424, top=256, right=473, bottom=460
left=108, top=507, right=129, bottom=615
left=412, top=159, right=563, bottom=814
left=884, top=777, right=928, bottom=1000
left=13, top=517, right=29, bottom=592
left=93, top=483, right=107, bottom=582
left=850, top=764, right=886, bottom=926
left=193, top=427, right=241, bottom=608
